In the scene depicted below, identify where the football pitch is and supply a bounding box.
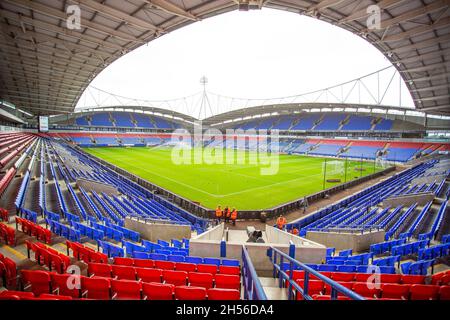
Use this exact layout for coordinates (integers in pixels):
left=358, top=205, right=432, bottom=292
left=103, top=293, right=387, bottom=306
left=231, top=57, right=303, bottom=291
left=84, top=147, right=385, bottom=210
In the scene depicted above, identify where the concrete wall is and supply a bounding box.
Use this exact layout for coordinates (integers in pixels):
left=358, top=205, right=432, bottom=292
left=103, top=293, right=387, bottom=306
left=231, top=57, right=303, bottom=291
left=306, top=230, right=385, bottom=252
left=265, top=225, right=325, bottom=247
left=189, top=224, right=327, bottom=274
left=193, top=223, right=224, bottom=241
left=124, top=218, right=191, bottom=242
left=76, top=178, right=119, bottom=196
left=383, top=192, right=435, bottom=207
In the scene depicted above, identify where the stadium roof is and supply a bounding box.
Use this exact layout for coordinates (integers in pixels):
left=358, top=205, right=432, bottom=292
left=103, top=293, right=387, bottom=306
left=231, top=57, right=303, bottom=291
left=0, top=0, right=449, bottom=116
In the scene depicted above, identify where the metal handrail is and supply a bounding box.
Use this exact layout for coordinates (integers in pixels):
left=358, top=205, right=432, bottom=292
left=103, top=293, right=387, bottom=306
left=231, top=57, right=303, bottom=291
left=241, top=245, right=267, bottom=300
left=268, top=246, right=365, bottom=300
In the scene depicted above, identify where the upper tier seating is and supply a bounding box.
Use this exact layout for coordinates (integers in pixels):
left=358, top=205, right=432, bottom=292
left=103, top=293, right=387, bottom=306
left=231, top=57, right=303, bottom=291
left=341, top=115, right=373, bottom=131
left=314, top=114, right=347, bottom=131
left=111, top=112, right=134, bottom=127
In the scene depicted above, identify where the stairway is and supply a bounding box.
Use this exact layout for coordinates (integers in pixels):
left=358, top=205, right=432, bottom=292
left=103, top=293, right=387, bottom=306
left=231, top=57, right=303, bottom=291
left=259, top=277, right=289, bottom=300
left=339, top=141, right=353, bottom=155
left=307, top=141, right=321, bottom=153
left=370, top=117, right=381, bottom=131
left=311, top=115, right=325, bottom=131
left=338, top=115, right=350, bottom=130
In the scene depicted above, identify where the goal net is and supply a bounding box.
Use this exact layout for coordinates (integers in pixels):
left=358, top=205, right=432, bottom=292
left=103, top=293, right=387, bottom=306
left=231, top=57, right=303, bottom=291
left=323, top=160, right=345, bottom=176
left=375, top=157, right=389, bottom=169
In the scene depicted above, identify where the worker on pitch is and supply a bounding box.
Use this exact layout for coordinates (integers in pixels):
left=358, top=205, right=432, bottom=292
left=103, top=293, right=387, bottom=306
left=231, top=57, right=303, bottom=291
left=224, top=206, right=231, bottom=223
left=276, top=214, right=287, bottom=230
left=230, top=208, right=238, bottom=226
left=215, top=205, right=223, bottom=224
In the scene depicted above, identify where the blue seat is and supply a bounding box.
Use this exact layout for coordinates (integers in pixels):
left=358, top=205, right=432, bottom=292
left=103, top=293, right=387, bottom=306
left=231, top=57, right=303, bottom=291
left=336, top=265, right=356, bottom=273
left=203, top=257, right=221, bottom=266
left=305, top=264, right=318, bottom=270
left=157, top=240, right=170, bottom=247
left=221, top=259, right=240, bottom=267
left=156, top=250, right=171, bottom=255
left=338, top=249, right=352, bottom=257
left=69, top=229, right=81, bottom=242
left=171, top=239, right=183, bottom=248
left=345, top=260, right=362, bottom=266
left=327, top=260, right=342, bottom=265
left=326, top=248, right=335, bottom=257
left=149, top=253, right=167, bottom=261
left=93, top=229, right=104, bottom=241
left=133, top=251, right=149, bottom=259
left=379, top=266, right=396, bottom=274
left=318, top=264, right=336, bottom=272
left=168, top=255, right=185, bottom=262
left=141, top=240, right=156, bottom=252
left=185, top=256, right=203, bottom=264
left=401, top=262, right=412, bottom=274
left=357, top=266, right=369, bottom=273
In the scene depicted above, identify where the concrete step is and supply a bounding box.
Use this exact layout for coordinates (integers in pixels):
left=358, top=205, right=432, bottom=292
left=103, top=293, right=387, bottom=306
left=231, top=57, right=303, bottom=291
left=259, top=277, right=289, bottom=300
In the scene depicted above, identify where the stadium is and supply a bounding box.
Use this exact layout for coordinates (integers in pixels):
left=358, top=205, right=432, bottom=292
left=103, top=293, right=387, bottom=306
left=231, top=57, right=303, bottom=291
left=0, top=0, right=449, bottom=306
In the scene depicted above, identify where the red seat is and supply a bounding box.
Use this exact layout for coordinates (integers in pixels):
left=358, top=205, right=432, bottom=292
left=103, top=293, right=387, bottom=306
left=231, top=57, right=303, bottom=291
left=381, top=283, right=410, bottom=299
left=312, top=294, right=351, bottom=300
left=163, top=270, right=187, bottom=286
left=175, top=262, right=197, bottom=272
left=215, top=274, right=240, bottom=290
left=219, top=265, right=240, bottom=275
left=0, top=290, right=34, bottom=300
left=352, top=282, right=381, bottom=298
left=142, top=282, right=174, bottom=300
left=400, top=275, right=425, bottom=285
left=25, top=240, right=39, bottom=261
left=114, top=257, right=134, bottom=266
left=78, top=246, right=95, bottom=263
left=175, top=286, right=207, bottom=300
left=36, top=247, right=50, bottom=266
left=111, top=279, right=142, bottom=300
left=207, top=288, right=240, bottom=300
left=66, top=241, right=81, bottom=259
left=380, top=274, right=401, bottom=284
left=21, top=270, right=51, bottom=296
left=295, top=279, right=324, bottom=300
left=81, top=277, right=111, bottom=299
left=439, top=274, right=450, bottom=286
left=197, top=264, right=218, bottom=275
left=50, top=273, right=83, bottom=298
left=155, top=260, right=175, bottom=270
left=410, top=284, right=440, bottom=300
left=39, top=293, right=73, bottom=300
left=134, top=259, right=155, bottom=268
left=112, top=265, right=136, bottom=280
left=188, top=272, right=214, bottom=289
left=354, top=273, right=372, bottom=283
left=89, top=251, right=108, bottom=264
left=331, top=272, right=355, bottom=282
left=0, top=256, right=17, bottom=288
left=88, top=262, right=112, bottom=278
left=324, top=281, right=353, bottom=296
left=49, top=253, right=71, bottom=274
left=136, top=267, right=162, bottom=283
left=37, top=228, right=52, bottom=244
left=439, top=286, right=450, bottom=300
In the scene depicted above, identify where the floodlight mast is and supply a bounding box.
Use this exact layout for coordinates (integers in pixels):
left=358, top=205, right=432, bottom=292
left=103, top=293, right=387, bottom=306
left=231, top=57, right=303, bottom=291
left=198, top=76, right=213, bottom=120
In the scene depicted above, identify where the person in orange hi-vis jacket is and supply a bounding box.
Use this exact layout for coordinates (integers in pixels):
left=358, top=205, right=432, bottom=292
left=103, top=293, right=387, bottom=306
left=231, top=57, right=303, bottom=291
left=276, top=214, right=287, bottom=230
left=230, top=208, right=238, bottom=226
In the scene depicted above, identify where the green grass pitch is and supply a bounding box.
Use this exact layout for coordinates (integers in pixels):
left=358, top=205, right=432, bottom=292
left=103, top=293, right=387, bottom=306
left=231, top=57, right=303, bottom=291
left=84, top=147, right=384, bottom=210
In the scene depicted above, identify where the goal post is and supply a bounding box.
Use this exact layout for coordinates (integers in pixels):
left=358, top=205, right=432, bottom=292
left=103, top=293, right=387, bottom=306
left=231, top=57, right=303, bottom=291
left=323, top=160, right=345, bottom=176
left=375, top=157, right=389, bottom=169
